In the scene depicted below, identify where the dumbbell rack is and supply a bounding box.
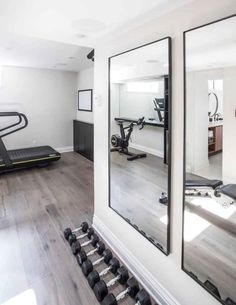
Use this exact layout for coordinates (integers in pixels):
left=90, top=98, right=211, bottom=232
left=63, top=221, right=158, bottom=305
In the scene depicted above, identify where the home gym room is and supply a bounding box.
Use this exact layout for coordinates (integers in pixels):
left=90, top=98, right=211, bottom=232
left=0, top=1, right=235, bottom=305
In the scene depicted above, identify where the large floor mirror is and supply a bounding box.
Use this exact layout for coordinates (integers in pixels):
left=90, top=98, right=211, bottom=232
left=183, top=15, right=236, bottom=304
left=108, top=37, right=171, bottom=254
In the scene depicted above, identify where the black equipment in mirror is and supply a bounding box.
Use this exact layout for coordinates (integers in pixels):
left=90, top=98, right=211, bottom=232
left=108, top=37, right=172, bottom=254
left=183, top=15, right=236, bottom=304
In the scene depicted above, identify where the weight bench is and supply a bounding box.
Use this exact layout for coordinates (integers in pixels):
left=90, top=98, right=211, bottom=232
left=186, top=179, right=236, bottom=201
left=159, top=180, right=236, bottom=205
left=215, top=184, right=236, bottom=200
left=186, top=179, right=223, bottom=189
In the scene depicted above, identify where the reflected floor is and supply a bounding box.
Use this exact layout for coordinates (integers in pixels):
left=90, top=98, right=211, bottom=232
left=194, top=153, right=222, bottom=180
left=184, top=188, right=236, bottom=302
left=110, top=148, right=168, bottom=251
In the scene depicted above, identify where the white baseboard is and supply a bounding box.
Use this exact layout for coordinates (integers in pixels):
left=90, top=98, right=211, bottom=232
left=93, top=215, right=180, bottom=305
left=129, top=143, right=164, bottom=158
left=56, top=146, right=73, bottom=153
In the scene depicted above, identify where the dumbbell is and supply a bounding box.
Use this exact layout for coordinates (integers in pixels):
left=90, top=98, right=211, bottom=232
left=93, top=266, right=129, bottom=302
left=102, top=277, right=139, bottom=305
left=64, top=221, right=89, bottom=240
left=82, top=249, right=113, bottom=276
left=87, top=257, right=120, bottom=288
left=102, top=286, right=152, bottom=305
left=71, top=233, right=99, bottom=255
left=76, top=241, right=106, bottom=265
left=68, top=227, right=94, bottom=246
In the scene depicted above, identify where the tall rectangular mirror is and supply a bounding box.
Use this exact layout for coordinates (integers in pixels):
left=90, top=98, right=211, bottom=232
left=109, top=37, right=171, bottom=254
left=183, top=15, right=236, bottom=304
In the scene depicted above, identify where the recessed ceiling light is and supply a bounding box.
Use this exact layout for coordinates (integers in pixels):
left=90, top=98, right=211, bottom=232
left=0, top=46, right=12, bottom=51
left=75, top=33, right=87, bottom=39
left=146, top=59, right=159, bottom=63
left=68, top=56, right=76, bottom=60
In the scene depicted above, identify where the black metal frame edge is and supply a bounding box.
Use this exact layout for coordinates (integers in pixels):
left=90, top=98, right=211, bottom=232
left=78, top=89, right=93, bottom=112
left=108, top=36, right=172, bottom=256
left=182, top=13, right=236, bottom=305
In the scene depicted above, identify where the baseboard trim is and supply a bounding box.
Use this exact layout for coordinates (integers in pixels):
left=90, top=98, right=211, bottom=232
left=56, top=146, right=73, bottom=153
left=93, top=215, right=180, bottom=305
left=129, top=143, right=164, bottom=158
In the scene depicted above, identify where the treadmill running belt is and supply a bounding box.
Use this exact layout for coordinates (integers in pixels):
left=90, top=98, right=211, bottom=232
left=0, top=146, right=60, bottom=165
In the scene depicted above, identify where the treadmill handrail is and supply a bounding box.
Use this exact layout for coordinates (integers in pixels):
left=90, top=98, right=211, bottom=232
left=0, top=112, right=20, bottom=116
left=0, top=114, right=22, bottom=133
left=0, top=112, right=28, bottom=138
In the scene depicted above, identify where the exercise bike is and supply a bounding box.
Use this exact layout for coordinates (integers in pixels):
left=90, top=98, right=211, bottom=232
left=110, top=117, right=147, bottom=161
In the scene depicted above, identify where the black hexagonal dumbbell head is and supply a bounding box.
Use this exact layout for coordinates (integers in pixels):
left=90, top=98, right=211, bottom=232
left=101, top=277, right=139, bottom=305
left=68, top=227, right=94, bottom=246
left=71, top=233, right=99, bottom=255
left=64, top=221, right=89, bottom=240
left=93, top=266, right=129, bottom=302
left=82, top=249, right=113, bottom=277
left=135, top=289, right=152, bottom=305
left=87, top=257, right=120, bottom=288
left=76, top=241, right=106, bottom=266
left=225, top=297, right=236, bottom=305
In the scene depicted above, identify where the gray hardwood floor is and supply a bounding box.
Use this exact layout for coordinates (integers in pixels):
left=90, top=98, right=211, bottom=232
left=0, top=152, right=137, bottom=305
left=184, top=192, right=236, bottom=301
left=110, top=149, right=168, bottom=251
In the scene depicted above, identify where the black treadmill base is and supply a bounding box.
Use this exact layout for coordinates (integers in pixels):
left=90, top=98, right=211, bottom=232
left=0, top=146, right=61, bottom=174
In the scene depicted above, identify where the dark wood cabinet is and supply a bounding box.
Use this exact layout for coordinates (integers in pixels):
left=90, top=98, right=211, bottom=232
left=73, top=120, right=94, bottom=161
left=208, top=125, right=222, bottom=156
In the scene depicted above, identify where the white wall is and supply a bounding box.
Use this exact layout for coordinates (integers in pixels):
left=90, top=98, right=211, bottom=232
left=186, top=71, right=209, bottom=173
left=93, top=1, right=236, bottom=305
left=223, top=66, right=236, bottom=184
left=0, top=66, right=77, bottom=151
left=76, top=67, right=94, bottom=123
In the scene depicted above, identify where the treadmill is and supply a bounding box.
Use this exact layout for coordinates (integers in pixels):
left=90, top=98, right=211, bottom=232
left=0, top=112, right=61, bottom=173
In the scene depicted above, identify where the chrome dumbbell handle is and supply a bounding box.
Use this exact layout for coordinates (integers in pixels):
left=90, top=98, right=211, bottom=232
left=106, top=274, right=121, bottom=288
left=115, top=287, right=130, bottom=302
left=85, top=244, right=101, bottom=256
left=81, top=239, right=94, bottom=246
left=77, top=232, right=90, bottom=240
left=99, top=265, right=112, bottom=277
left=92, top=256, right=106, bottom=267
left=73, top=226, right=83, bottom=233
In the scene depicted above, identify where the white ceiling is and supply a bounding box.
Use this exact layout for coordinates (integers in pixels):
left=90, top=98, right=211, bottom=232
left=0, top=0, right=194, bottom=71
left=0, top=33, right=93, bottom=72
left=186, top=16, right=236, bottom=71
left=111, top=39, right=169, bottom=82
left=0, top=0, right=194, bottom=47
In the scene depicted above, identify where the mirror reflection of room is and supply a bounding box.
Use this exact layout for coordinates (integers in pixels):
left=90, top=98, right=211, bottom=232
left=183, top=16, right=236, bottom=304
left=109, top=38, right=171, bottom=253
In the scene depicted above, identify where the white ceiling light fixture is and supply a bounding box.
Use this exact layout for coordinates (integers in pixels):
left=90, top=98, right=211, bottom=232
left=146, top=59, right=159, bottom=63
left=75, top=33, right=87, bottom=39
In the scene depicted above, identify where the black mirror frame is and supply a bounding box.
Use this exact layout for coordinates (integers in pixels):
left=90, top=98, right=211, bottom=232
left=182, top=14, right=236, bottom=304
left=108, top=36, right=172, bottom=255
